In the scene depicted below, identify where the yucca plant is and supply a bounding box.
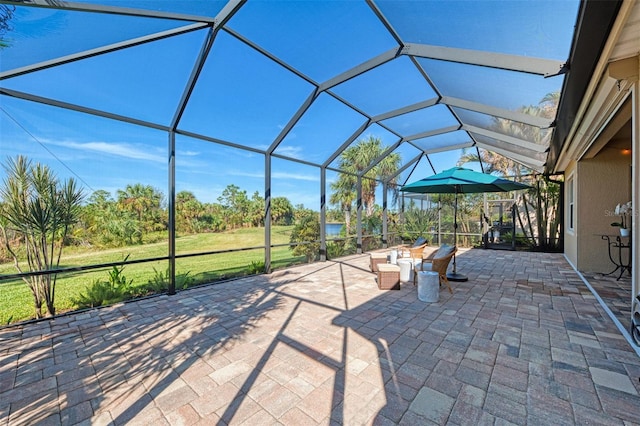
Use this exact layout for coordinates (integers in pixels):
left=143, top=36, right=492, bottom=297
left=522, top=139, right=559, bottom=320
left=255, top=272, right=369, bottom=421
left=0, top=156, right=84, bottom=318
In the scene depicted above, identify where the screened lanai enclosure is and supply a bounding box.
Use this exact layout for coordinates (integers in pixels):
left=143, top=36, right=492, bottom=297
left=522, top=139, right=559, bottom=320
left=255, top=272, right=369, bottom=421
left=0, top=0, right=582, bottom=321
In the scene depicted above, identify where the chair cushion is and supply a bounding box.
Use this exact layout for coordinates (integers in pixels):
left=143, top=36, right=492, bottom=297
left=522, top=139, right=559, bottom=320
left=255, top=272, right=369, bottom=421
left=433, top=244, right=455, bottom=259
left=412, top=236, right=427, bottom=247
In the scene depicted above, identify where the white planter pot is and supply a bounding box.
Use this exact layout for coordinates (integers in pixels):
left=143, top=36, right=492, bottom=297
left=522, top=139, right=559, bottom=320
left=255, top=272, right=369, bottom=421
left=417, top=271, right=439, bottom=303
left=620, top=228, right=630, bottom=237
left=389, top=249, right=398, bottom=264
left=397, top=259, right=412, bottom=283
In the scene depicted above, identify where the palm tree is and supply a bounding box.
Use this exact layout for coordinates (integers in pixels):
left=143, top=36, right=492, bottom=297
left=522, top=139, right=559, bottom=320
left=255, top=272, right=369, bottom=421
left=539, top=92, right=560, bottom=119
left=330, top=136, right=401, bottom=229
left=0, top=5, right=15, bottom=48
left=117, top=183, right=164, bottom=232
left=176, top=191, right=204, bottom=233
left=271, top=196, right=294, bottom=225
left=329, top=175, right=355, bottom=234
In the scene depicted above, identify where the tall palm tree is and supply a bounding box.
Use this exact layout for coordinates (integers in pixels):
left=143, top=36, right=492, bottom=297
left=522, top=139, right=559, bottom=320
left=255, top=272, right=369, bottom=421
left=329, top=176, right=355, bottom=233
left=330, top=136, right=401, bottom=225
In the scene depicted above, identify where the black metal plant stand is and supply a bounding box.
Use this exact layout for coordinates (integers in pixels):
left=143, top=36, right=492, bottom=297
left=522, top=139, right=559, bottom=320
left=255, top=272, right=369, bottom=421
left=601, top=234, right=632, bottom=280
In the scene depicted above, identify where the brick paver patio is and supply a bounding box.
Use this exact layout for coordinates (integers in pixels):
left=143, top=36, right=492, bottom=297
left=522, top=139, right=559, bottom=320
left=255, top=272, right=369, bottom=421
left=1, top=249, right=639, bottom=425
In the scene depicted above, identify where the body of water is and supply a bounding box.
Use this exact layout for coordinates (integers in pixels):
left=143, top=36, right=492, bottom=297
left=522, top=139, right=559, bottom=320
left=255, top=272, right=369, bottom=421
left=325, top=223, right=343, bottom=236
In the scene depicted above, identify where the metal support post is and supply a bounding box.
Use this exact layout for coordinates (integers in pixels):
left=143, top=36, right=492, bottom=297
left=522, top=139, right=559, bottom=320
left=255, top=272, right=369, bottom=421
left=168, top=131, right=176, bottom=295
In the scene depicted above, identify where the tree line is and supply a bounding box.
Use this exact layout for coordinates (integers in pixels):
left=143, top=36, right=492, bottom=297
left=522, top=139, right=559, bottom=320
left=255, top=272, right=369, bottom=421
left=79, top=183, right=299, bottom=248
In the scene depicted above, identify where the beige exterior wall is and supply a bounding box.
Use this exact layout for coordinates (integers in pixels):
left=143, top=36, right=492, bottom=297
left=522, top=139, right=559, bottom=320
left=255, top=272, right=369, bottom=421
left=575, top=148, right=631, bottom=273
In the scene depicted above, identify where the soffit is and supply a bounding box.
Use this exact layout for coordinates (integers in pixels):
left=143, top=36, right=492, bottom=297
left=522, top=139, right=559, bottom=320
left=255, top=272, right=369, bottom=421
left=610, top=0, right=640, bottom=62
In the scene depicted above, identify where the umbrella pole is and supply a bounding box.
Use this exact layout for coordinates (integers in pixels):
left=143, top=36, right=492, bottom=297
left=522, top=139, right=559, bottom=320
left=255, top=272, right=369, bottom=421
left=453, top=192, right=458, bottom=271
left=448, top=188, right=468, bottom=282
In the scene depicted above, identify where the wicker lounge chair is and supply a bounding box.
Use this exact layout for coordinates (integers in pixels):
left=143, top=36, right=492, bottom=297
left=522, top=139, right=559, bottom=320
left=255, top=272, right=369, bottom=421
left=398, top=236, right=428, bottom=258
left=413, top=244, right=456, bottom=293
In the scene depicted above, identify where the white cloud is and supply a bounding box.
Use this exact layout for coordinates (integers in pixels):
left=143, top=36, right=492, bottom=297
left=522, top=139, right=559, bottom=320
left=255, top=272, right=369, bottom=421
left=228, top=170, right=318, bottom=182
left=49, top=140, right=165, bottom=163
left=273, top=145, right=303, bottom=159
left=272, top=171, right=318, bottom=182
left=229, top=171, right=264, bottom=179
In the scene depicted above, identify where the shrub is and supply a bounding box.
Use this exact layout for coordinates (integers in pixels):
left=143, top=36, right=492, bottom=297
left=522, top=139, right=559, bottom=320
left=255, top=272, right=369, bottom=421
left=73, top=280, right=126, bottom=309
left=289, top=211, right=320, bottom=263
left=146, top=267, right=169, bottom=293
left=326, top=242, right=345, bottom=259
left=248, top=260, right=265, bottom=274
left=145, top=267, right=194, bottom=293
left=74, top=262, right=133, bottom=308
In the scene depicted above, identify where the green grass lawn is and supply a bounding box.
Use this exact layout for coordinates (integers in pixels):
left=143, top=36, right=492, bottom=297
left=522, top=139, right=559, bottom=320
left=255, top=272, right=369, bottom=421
left=0, top=226, right=305, bottom=325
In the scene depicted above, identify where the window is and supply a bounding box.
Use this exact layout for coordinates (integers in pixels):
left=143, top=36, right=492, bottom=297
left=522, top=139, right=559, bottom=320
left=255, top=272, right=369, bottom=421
left=567, top=175, right=574, bottom=231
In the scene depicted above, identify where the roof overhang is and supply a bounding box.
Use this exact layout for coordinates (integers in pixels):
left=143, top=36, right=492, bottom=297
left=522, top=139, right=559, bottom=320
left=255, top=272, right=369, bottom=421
left=546, top=0, right=624, bottom=174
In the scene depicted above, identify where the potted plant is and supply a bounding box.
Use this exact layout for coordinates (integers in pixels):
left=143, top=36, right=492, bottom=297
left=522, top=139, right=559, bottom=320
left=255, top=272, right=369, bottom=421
left=611, top=201, right=632, bottom=236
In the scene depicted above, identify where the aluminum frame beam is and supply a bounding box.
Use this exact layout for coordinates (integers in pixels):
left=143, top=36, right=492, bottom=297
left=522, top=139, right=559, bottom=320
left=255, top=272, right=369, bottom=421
left=384, top=152, right=424, bottom=184
left=3, top=0, right=216, bottom=23
left=0, top=23, right=209, bottom=80
left=367, top=0, right=405, bottom=46
left=475, top=142, right=545, bottom=171
left=267, top=89, right=320, bottom=155
left=404, top=43, right=566, bottom=77
left=463, top=124, right=547, bottom=153
left=318, top=47, right=401, bottom=92
left=371, top=97, right=440, bottom=122
left=167, top=131, right=176, bottom=295
left=171, top=26, right=218, bottom=130
left=0, top=87, right=169, bottom=131
left=224, top=27, right=317, bottom=86
left=414, top=141, right=475, bottom=155
left=360, top=139, right=403, bottom=176
left=441, top=96, right=554, bottom=129
left=404, top=125, right=460, bottom=142
left=323, top=119, right=373, bottom=168
left=320, top=167, right=327, bottom=261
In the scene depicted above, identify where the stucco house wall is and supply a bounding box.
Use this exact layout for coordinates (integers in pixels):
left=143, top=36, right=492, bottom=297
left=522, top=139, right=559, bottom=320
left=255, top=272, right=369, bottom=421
left=576, top=148, right=631, bottom=273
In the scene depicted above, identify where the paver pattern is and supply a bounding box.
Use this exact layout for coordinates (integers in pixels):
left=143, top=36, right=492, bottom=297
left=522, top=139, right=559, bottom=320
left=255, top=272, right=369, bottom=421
left=1, top=249, right=639, bottom=425
left=582, top=269, right=633, bottom=332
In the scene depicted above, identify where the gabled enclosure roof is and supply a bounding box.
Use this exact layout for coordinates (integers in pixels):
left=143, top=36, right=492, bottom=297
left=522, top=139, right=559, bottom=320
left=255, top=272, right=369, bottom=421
left=0, top=0, right=601, bottom=182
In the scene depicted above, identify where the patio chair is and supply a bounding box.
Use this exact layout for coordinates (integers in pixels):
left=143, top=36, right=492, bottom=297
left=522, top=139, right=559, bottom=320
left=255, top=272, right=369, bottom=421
left=413, top=244, right=456, bottom=293
left=398, top=236, right=428, bottom=258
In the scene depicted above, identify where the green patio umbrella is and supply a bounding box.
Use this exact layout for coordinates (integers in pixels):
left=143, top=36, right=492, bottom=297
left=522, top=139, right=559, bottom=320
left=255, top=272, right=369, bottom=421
left=400, top=167, right=531, bottom=281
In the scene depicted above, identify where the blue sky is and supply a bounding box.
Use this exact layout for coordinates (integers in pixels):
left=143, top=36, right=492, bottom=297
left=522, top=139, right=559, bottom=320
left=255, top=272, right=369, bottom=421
left=0, top=1, right=579, bottom=211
